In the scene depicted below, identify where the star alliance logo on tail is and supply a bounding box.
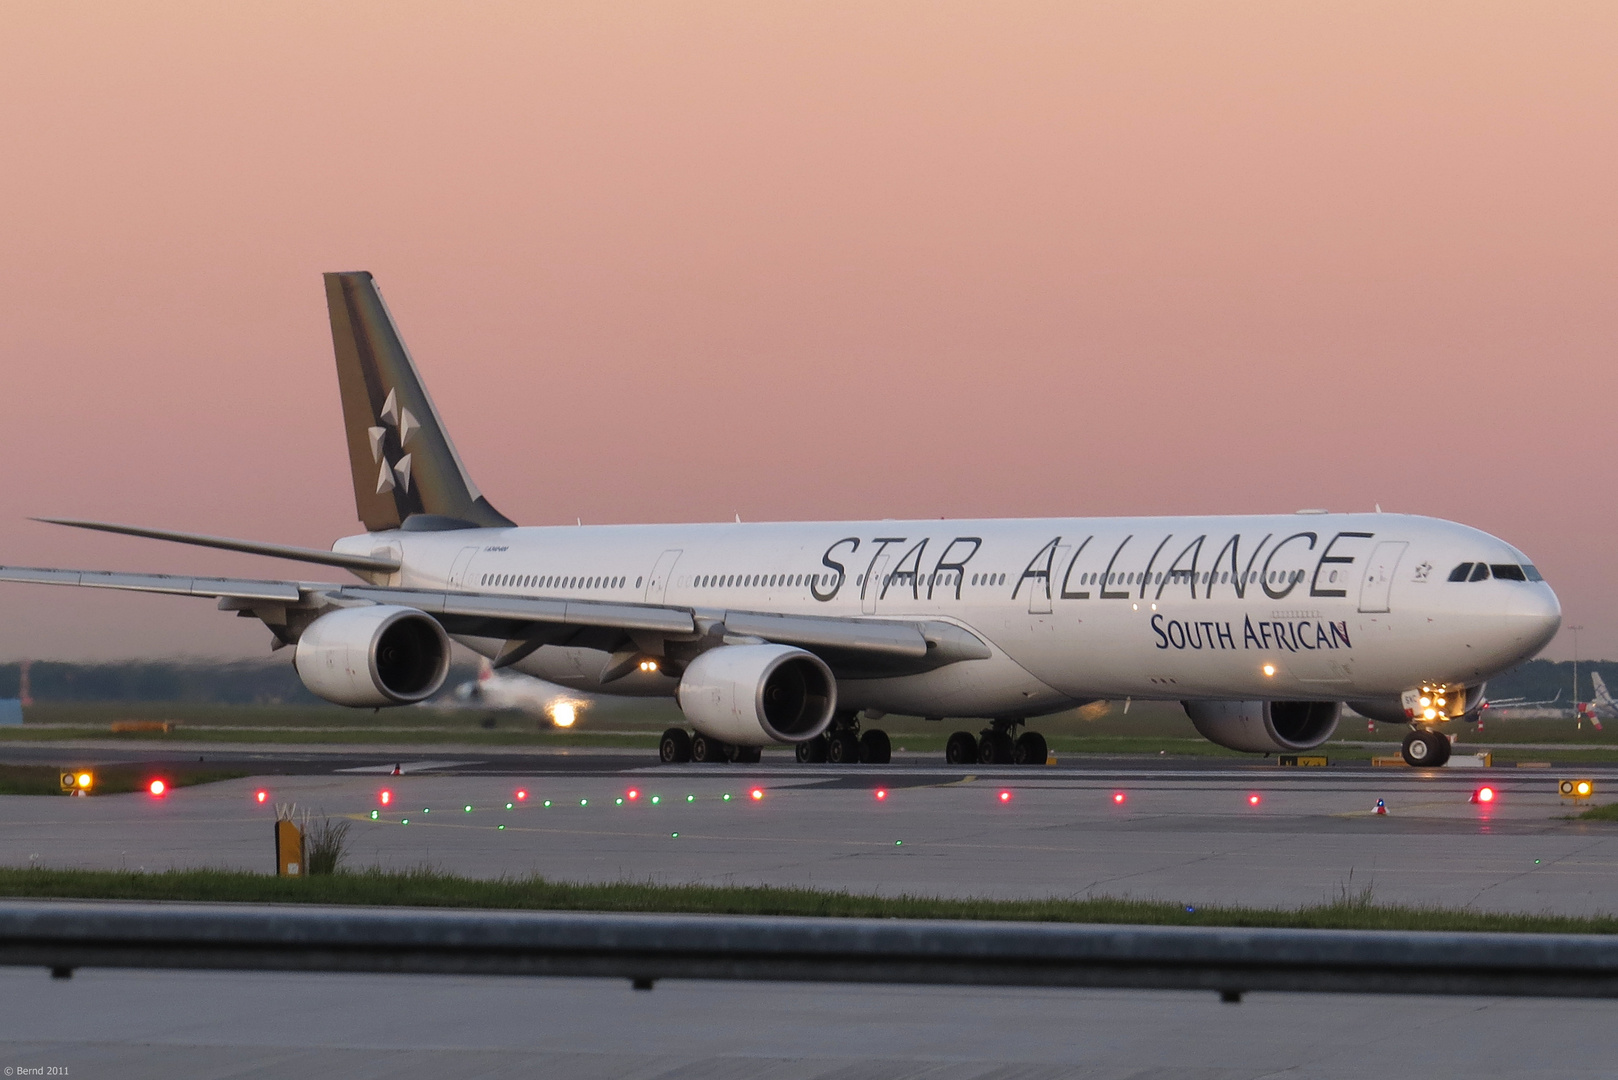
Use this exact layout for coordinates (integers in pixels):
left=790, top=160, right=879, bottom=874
left=367, top=388, right=417, bottom=495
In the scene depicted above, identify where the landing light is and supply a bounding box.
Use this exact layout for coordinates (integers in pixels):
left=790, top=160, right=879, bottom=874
left=550, top=702, right=577, bottom=728
left=638, top=660, right=659, bottom=673
left=1262, top=664, right=1276, bottom=677
left=148, top=779, right=167, bottom=797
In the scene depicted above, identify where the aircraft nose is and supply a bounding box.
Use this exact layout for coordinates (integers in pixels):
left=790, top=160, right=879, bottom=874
left=1501, top=584, right=1562, bottom=663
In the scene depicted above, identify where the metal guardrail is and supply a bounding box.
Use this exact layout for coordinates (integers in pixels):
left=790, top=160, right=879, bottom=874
left=2, top=900, right=1616, bottom=1000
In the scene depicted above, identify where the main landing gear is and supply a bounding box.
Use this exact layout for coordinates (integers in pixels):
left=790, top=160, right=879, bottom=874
left=1400, top=727, right=1452, bottom=768
left=795, top=711, right=892, bottom=765
left=658, top=728, right=761, bottom=764
left=945, top=720, right=1047, bottom=766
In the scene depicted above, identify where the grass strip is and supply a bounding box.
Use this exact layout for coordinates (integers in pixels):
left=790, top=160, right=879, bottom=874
left=1, top=867, right=1614, bottom=935
left=0, top=763, right=248, bottom=796
left=1578, top=802, right=1618, bottom=821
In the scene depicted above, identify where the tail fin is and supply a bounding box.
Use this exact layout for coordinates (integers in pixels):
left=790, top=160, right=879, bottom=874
left=324, top=272, right=514, bottom=532
left=1593, top=672, right=1614, bottom=708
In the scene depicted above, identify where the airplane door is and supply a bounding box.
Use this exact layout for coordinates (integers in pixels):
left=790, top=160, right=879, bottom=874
left=1358, top=541, right=1407, bottom=613
left=862, top=555, right=890, bottom=615
left=644, top=549, right=682, bottom=603
left=448, top=545, right=481, bottom=589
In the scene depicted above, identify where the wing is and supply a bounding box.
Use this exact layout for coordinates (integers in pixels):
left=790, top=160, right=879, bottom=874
left=0, top=565, right=990, bottom=680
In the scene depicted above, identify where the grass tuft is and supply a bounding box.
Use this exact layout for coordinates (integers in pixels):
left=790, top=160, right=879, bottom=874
left=1, top=866, right=1615, bottom=935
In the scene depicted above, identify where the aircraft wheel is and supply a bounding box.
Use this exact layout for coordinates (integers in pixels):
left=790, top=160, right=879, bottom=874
left=1401, top=729, right=1449, bottom=768
left=659, top=728, right=692, bottom=764
left=945, top=731, right=978, bottom=765
left=859, top=729, right=891, bottom=765
left=691, top=734, right=729, bottom=763
left=733, top=745, right=762, bottom=764
left=979, top=731, right=1015, bottom=765
left=797, top=737, right=828, bottom=763
left=827, top=733, right=861, bottom=764
left=1014, top=730, right=1048, bottom=766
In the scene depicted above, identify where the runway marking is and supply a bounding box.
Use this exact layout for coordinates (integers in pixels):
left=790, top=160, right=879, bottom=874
left=335, top=761, right=483, bottom=774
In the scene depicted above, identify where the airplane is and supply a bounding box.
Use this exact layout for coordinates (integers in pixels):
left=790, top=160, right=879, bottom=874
left=0, top=272, right=1563, bottom=769
left=450, top=658, right=587, bottom=728
left=1579, top=672, right=1614, bottom=731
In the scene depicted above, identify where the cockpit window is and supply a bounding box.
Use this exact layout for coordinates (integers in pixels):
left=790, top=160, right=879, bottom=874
left=1469, top=563, right=1491, bottom=582
left=1490, top=564, right=1527, bottom=581
left=1448, top=562, right=1474, bottom=582
left=1523, top=564, right=1544, bottom=582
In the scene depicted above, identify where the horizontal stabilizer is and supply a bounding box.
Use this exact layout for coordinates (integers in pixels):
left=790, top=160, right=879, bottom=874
left=34, top=518, right=400, bottom=573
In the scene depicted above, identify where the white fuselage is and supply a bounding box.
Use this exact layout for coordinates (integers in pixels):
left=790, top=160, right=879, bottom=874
left=335, top=512, right=1561, bottom=719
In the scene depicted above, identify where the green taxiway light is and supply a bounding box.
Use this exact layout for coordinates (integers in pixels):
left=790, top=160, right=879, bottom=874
left=464, top=805, right=473, bottom=813
left=498, top=825, right=506, bottom=830
left=895, top=840, right=903, bottom=846
left=401, top=818, right=410, bottom=825
left=722, top=793, right=732, bottom=801
left=423, top=808, right=430, bottom=814
left=616, top=798, right=623, bottom=805
left=370, top=810, right=378, bottom=820
left=543, top=800, right=552, bottom=807
left=505, top=803, right=513, bottom=810
left=651, top=795, right=660, bottom=804
left=671, top=832, right=679, bottom=838
left=580, top=798, right=588, bottom=806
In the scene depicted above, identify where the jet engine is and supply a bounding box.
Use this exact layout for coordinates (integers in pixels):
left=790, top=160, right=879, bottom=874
left=294, top=605, right=451, bottom=707
left=676, top=643, right=836, bottom=747
left=1183, top=700, right=1341, bottom=753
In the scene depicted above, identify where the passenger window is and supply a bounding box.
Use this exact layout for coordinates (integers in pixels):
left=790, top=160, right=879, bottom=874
left=1490, top=564, right=1526, bottom=581
left=1448, top=563, right=1473, bottom=582
left=1469, top=563, right=1490, bottom=582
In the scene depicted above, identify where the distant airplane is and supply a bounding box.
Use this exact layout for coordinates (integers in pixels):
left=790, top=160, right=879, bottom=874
left=451, top=658, right=586, bottom=728
left=1579, top=673, right=1614, bottom=731
left=1478, top=690, right=1562, bottom=710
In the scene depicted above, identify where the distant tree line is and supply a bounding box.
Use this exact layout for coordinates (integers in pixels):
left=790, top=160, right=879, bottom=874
left=0, top=659, right=478, bottom=705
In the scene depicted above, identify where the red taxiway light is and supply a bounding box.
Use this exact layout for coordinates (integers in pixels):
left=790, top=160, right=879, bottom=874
left=1473, top=786, right=1496, bottom=804
left=379, top=790, right=393, bottom=806
left=515, top=790, right=528, bottom=801
left=1248, top=794, right=1262, bottom=806
left=875, top=789, right=888, bottom=801
left=750, top=788, right=764, bottom=801
left=255, top=790, right=268, bottom=804
left=148, top=779, right=167, bottom=797
left=627, top=789, right=640, bottom=801
left=1112, top=792, right=1126, bottom=804
left=998, top=790, right=1012, bottom=803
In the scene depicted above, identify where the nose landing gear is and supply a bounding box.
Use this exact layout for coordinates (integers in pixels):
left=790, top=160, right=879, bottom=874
left=1400, top=727, right=1452, bottom=768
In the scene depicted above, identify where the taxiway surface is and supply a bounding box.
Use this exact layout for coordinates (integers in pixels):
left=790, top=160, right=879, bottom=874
left=5, top=752, right=1617, bottom=913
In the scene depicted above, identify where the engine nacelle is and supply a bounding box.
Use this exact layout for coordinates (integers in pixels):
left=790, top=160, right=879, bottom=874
left=676, top=644, right=836, bottom=746
left=1183, top=700, right=1341, bottom=753
left=295, top=606, right=451, bottom=707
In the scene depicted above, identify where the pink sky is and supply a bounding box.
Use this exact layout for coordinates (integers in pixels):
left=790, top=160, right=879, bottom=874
left=0, top=2, right=1614, bottom=660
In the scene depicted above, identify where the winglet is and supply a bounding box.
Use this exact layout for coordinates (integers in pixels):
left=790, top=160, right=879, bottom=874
left=324, top=272, right=514, bottom=532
